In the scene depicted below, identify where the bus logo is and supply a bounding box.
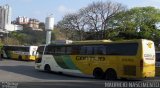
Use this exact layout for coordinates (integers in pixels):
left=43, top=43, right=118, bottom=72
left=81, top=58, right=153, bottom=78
left=147, top=42, right=152, bottom=48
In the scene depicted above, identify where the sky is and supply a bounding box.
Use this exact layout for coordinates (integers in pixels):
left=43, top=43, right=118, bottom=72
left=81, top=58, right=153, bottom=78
left=0, top=0, right=160, bottom=24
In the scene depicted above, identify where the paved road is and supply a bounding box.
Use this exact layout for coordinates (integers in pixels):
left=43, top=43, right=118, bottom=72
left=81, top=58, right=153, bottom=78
left=0, top=59, right=104, bottom=88
left=0, top=59, right=95, bottom=82
left=0, top=59, right=160, bottom=88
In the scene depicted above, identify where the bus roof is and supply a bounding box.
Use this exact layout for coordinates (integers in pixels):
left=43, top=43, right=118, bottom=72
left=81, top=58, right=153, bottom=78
left=47, top=39, right=151, bottom=46
left=72, top=40, right=112, bottom=44
left=3, top=45, right=37, bottom=47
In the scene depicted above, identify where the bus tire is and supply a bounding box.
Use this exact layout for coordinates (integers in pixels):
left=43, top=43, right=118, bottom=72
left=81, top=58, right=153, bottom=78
left=93, top=68, right=104, bottom=79
left=44, top=64, right=51, bottom=72
left=18, top=55, right=22, bottom=61
left=105, top=68, right=117, bottom=80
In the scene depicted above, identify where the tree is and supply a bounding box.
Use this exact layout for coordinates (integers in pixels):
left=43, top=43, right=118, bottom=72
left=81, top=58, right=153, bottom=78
left=113, top=7, right=160, bottom=33
left=57, top=13, right=86, bottom=40
left=0, top=39, right=3, bottom=50
left=80, top=1, right=126, bottom=39
left=52, top=27, right=67, bottom=40
left=57, top=1, right=126, bottom=40
left=39, top=22, right=45, bottom=30
left=3, top=37, right=21, bottom=45
left=107, top=6, right=160, bottom=44
left=8, top=27, right=46, bottom=45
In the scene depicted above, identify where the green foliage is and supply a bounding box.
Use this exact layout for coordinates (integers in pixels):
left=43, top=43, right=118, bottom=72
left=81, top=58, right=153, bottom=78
left=8, top=28, right=46, bottom=45
left=52, top=27, right=68, bottom=40
left=105, top=6, right=160, bottom=49
left=4, top=27, right=68, bottom=45
left=113, top=7, right=160, bottom=32
left=55, top=1, right=160, bottom=50
left=1, top=1, right=160, bottom=50
left=0, top=39, right=3, bottom=48
left=3, top=37, right=21, bottom=45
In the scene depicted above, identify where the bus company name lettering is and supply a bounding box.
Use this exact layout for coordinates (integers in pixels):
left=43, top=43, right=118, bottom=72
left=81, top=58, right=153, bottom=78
left=144, top=54, right=154, bottom=60
left=76, top=56, right=105, bottom=61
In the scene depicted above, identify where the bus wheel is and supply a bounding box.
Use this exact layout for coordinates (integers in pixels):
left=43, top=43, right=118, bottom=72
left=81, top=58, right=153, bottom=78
left=18, top=55, right=22, bottom=61
left=105, top=69, right=117, bottom=80
left=44, top=64, right=51, bottom=72
left=93, top=68, right=104, bottom=79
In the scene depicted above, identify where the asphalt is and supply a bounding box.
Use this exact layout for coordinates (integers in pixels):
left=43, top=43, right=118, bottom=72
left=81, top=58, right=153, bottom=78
left=0, top=59, right=160, bottom=88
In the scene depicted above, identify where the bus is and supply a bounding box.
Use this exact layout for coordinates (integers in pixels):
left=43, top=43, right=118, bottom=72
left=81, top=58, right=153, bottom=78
left=35, top=39, right=155, bottom=80
left=156, top=51, right=160, bottom=76
left=1, top=45, right=38, bottom=61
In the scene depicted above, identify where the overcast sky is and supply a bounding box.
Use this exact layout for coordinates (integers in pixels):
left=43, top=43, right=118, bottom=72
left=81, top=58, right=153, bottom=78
left=0, top=0, right=160, bottom=24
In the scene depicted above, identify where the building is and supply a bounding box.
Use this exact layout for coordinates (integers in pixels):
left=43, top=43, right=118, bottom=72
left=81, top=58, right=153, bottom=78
left=0, top=4, right=22, bottom=32
left=5, top=24, right=23, bottom=31
left=28, top=19, right=39, bottom=29
left=15, top=16, right=42, bottom=31
left=0, top=4, right=11, bottom=31
left=16, top=16, right=29, bottom=24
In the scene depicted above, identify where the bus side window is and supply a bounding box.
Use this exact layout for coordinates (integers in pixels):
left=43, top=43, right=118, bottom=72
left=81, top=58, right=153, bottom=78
left=61, top=47, right=66, bottom=54
left=106, top=43, right=138, bottom=55
left=80, top=46, right=87, bottom=55
left=86, top=46, right=94, bottom=55
left=94, top=45, right=106, bottom=55
left=71, top=46, right=80, bottom=55
left=66, top=47, right=72, bottom=54
left=54, top=47, right=60, bottom=54
left=46, top=45, right=55, bottom=54
left=54, top=46, right=66, bottom=55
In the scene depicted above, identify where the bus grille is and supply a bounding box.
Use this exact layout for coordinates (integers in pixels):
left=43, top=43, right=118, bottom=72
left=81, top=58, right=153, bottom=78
left=123, top=65, right=136, bottom=76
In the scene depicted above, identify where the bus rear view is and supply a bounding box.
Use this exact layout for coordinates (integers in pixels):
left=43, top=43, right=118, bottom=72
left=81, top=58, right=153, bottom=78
left=140, top=40, right=155, bottom=78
